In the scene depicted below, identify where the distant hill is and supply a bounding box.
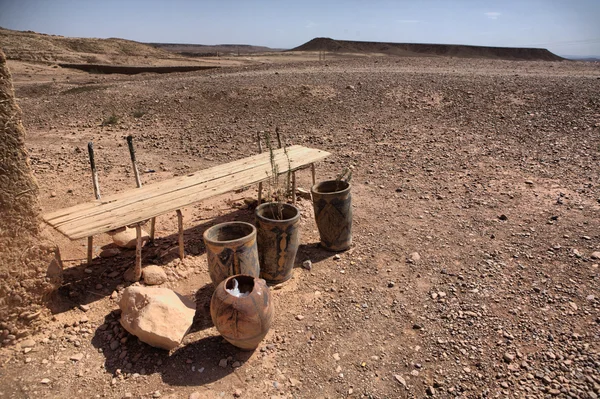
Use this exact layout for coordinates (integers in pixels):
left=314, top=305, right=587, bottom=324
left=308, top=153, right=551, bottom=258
left=291, top=37, right=564, bottom=61
left=0, top=27, right=178, bottom=64
left=149, top=43, right=280, bottom=57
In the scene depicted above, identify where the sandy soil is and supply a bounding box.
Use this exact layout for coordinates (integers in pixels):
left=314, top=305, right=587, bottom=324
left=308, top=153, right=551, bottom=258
left=1, top=55, right=599, bottom=399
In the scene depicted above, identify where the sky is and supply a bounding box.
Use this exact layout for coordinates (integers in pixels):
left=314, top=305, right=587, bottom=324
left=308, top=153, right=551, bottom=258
left=0, top=0, right=599, bottom=57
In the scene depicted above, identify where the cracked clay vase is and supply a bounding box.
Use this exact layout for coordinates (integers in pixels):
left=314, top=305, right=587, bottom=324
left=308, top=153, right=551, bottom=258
left=311, top=180, right=353, bottom=251
left=255, top=202, right=301, bottom=285
left=210, top=274, right=274, bottom=350
left=203, top=222, right=260, bottom=287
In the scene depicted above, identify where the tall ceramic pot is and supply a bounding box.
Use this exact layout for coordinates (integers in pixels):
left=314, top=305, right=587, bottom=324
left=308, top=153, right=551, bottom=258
left=255, top=203, right=300, bottom=285
left=210, top=274, right=274, bottom=350
left=311, top=180, right=352, bottom=251
left=203, top=221, right=260, bottom=287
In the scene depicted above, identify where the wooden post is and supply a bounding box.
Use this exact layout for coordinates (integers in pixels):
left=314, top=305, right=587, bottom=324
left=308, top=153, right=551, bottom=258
left=127, top=135, right=156, bottom=242
left=311, top=163, right=316, bottom=185
left=87, top=142, right=101, bottom=264
left=133, top=224, right=142, bottom=281
left=257, top=132, right=263, bottom=204
left=87, top=237, right=93, bottom=265
left=292, top=171, right=297, bottom=205
left=88, top=142, right=101, bottom=200
left=176, top=210, right=184, bottom=260
left=127, top=135, right=142, bottom=188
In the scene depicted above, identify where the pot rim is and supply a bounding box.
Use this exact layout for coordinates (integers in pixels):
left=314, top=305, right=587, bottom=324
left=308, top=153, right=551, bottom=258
left=222, top=274, right=257, bottom=296
left=255, top=202, right=301, bottom=223
left=203, top=221, right=256, bottom=245
left=311, top=180, right=351, bottom=196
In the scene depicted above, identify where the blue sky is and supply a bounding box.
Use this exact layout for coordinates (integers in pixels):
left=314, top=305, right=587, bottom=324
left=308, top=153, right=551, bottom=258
left=1, top=0, right=599, bottom=56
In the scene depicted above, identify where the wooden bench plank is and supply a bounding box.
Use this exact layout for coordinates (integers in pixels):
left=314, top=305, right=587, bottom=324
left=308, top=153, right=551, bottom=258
left=44, top=145, right=307, bottom=222
left=44, top=146, right=330, bottom=240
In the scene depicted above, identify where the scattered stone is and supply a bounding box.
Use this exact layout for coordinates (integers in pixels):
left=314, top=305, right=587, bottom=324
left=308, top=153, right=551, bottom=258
left=119, top=286, right=195, bottom=350
left=503, top=352, right=515, bottom=363
left=426, top=386, right=436, bottom=396
left=295, top=315, right=305, bottom=321
left=219, top=358, right=228, bottom=368
left=189, top=393, right=202, bottom=399
left=333, top=353, right=340, bottom=361
left=142, top=266, right=168, bottom=285
left=233, top=389, right=242, bottom=397
left=41, top=378, right=51, bottom=384
left=387, top=281, right=395, bottom=288
left=569, top=301, right=578, bottom=311
left=333, top=254, right=341, bottom=260
left=79, top=304, right=90, bottom=312
left=232, top=361, right=241, bottom=368
left=498, top=214, right=508, bottom=221
left=591, top=251, right=600, bottom=260
left=296, top=187, right=311, bottom=199
left=99, top=248, right=121, bottom=258
left=408, top=252, right=421, bottom=263
left=412, top=323, right=423, bottom=330
left=394, top=374, right=407, bottom=387
left=21, top=339, right=35, bottom=348
left=152, top=391, right=161, bottom=398
left=302, top=260, right=313, bottom=270
left=111, top=226, right=149, bottom=249
left=346, top=85, right=355, bottom=90
left=69, top=353, right=84, bottom=362
left=525, top=180, right=534, bottom=185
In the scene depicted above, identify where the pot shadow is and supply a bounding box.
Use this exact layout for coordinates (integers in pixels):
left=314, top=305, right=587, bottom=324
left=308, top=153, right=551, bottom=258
left=189, top=282, right=215, bottom=334
left=161, top=338, right=255, bottom=386
left=295, top=242, right=339, bottom=266
left=91, top=309, right=254, bottom=387
left=48, top=208, right=255, bottom=315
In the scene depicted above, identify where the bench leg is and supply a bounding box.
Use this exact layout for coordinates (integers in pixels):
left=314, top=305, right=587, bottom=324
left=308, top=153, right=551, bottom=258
left=311, top=163, right=316, bottom=185
left=292, top=171, right=297, bottom=205
left=133, top=224, right=143, bottom=281
left=176, top=210, right=184, bottom=260
left=149, top=217, right=156, bottom=243
left=258, top=182, right=263, bottom=204
left=87, top=236, right=93, bottom=265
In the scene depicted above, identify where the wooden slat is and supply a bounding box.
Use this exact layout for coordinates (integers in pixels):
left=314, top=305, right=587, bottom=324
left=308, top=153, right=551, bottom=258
left=43, top=146, right=330, bottom=240
left=44, top=145, right=308, bottom=224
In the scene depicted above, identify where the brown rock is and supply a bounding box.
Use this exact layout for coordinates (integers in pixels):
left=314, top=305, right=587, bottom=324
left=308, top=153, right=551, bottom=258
left=111, top=226, right=149, bottom=249
left=143, top=266, right=167, bottom=285
left=119, top=286, right=195, bottom=350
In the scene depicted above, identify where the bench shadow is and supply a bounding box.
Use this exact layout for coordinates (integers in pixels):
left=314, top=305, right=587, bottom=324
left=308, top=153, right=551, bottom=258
left=91, top=309, right=255, bottom=387
left=49, top=207, right=255, bottom=315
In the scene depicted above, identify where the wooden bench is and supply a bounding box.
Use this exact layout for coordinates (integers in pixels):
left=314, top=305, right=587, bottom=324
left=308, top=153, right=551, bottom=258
left=43, top=145, right=330, bottom=281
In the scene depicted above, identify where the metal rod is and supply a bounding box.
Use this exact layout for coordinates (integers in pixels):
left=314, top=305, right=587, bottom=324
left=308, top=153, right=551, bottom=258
left=176, top=210, right=184, bottom=260
left=311, top=163, right=316, bottom=185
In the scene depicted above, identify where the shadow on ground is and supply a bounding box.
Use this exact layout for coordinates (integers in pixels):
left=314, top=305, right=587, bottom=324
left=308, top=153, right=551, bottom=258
left=91, top=305, right=255, bottom=387
left=49, top=208, right=254, bottom=314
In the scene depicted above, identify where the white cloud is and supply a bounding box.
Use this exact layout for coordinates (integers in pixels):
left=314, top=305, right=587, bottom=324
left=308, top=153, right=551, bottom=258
left=398, top=19, right=420, bottom=24
left=485, top=12, right=501, bottom=20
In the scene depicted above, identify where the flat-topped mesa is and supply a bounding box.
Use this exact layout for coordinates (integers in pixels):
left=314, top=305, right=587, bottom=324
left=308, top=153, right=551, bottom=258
left=291, top=37, right=564, bottom=61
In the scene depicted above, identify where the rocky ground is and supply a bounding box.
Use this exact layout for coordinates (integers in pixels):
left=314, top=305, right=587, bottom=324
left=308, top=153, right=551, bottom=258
left=0, top=55, right=599, bottom=398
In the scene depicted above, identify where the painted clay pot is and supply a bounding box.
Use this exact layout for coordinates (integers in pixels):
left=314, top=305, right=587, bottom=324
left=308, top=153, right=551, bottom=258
left=203, top=222, right=260, bottom=287
left=210, top=274, right=274, bottom=350
left=311, top=180, right=352, bottom=251
left=255, top=203, right=300, bottom=285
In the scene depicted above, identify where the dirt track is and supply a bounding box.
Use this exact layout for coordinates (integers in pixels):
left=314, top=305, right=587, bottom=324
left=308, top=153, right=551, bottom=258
left=1, top=56, right=600, bottom=398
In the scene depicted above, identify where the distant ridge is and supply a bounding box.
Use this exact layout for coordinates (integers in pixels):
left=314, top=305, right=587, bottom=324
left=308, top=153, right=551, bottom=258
left=150, top=43, right=279, bottom=57
left=291, top=37, right=564, bottom=61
